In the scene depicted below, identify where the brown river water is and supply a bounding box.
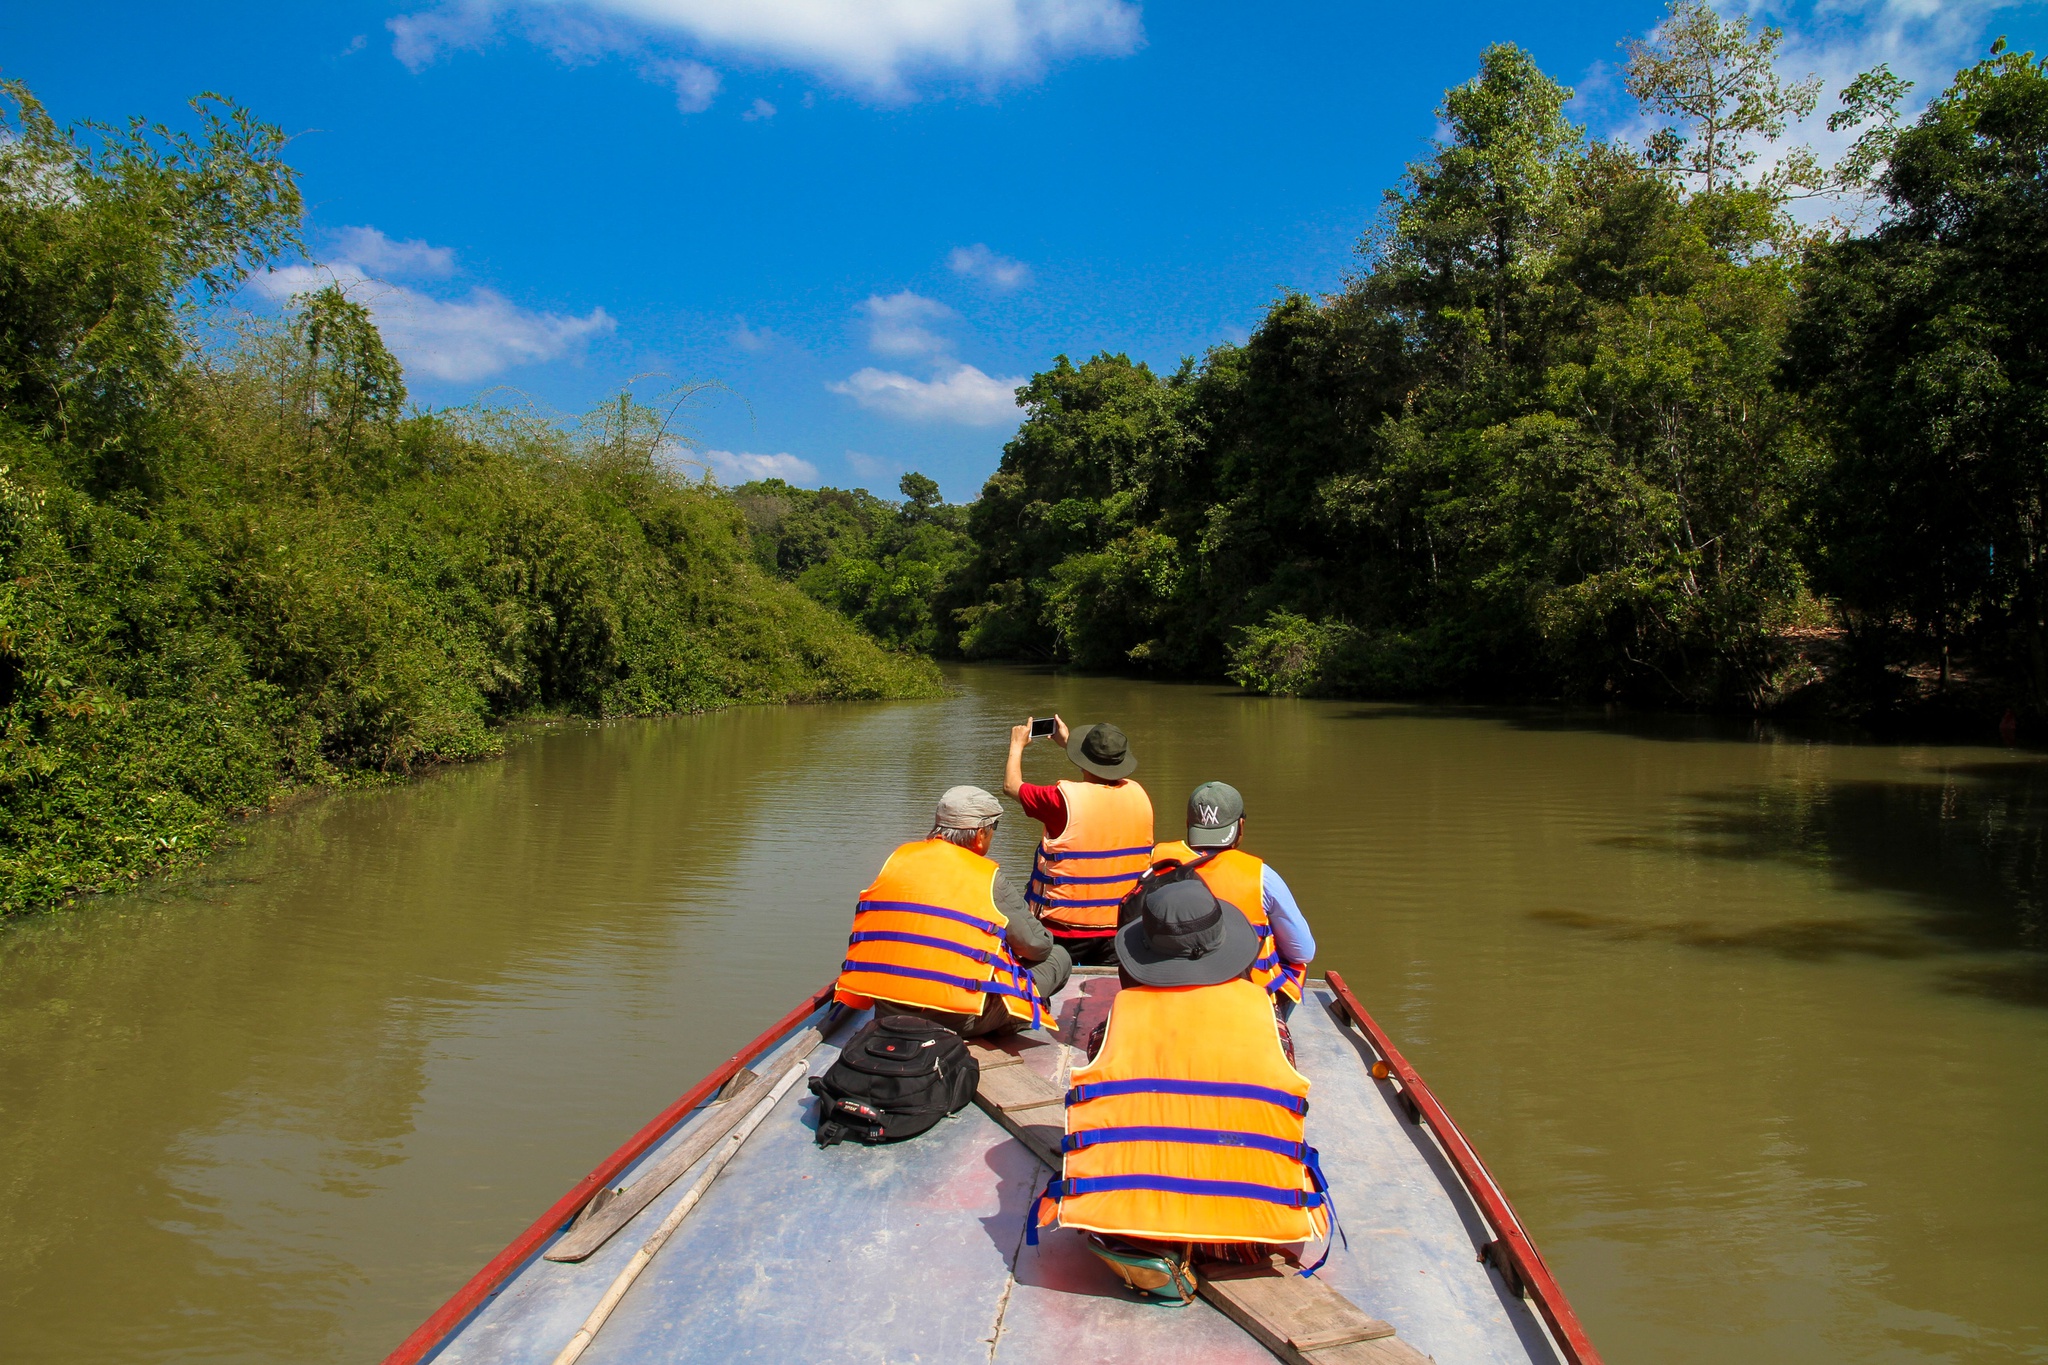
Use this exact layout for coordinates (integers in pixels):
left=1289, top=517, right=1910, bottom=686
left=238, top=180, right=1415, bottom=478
left=2, top=664, right=2045, bottom=1364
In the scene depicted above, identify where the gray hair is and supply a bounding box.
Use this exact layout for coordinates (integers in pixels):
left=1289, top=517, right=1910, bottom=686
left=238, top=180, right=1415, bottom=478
left=930, top=822, right=995, bottom=848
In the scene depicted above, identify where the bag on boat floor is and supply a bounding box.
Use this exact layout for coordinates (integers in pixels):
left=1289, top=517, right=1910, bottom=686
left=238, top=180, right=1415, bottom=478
left=809, top=1014, right=979, bottom=1147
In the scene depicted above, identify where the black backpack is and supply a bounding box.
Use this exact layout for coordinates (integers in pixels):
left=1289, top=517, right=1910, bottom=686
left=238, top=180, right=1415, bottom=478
left=809, top=1015, right=980, bottom=1147
left=1116, top=848, right=1221, bottom=925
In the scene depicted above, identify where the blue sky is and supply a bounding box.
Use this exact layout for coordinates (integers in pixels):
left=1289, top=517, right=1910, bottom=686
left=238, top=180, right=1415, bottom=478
left=4, top=1, right=2041, bottom=500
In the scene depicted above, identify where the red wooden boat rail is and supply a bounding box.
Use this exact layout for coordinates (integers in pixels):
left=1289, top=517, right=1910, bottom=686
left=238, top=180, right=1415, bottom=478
left=383, top=982, right=837, bottom=1365
left=1323, top=970, right=1602, bottom=1365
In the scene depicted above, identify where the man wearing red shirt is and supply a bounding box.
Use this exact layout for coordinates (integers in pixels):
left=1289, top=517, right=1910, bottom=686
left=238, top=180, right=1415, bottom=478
left=1004, top=716, right=1155, bottom=965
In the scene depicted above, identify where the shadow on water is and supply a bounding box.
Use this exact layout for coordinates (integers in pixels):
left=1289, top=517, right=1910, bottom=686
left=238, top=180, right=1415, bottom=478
left=1537, top=761, right=2048, bottom=1008
left=1331, top=700, right=1882, bottom=748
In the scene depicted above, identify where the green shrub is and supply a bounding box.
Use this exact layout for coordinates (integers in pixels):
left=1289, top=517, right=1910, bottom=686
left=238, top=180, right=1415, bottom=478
left=0, top=81, right=937, bottom=916
left=1226, top=611, right=1438, bottom=698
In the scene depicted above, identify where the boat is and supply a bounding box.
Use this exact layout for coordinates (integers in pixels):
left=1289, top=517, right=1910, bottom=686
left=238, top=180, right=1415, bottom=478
left=384, top=967, right=1601, bottom=1364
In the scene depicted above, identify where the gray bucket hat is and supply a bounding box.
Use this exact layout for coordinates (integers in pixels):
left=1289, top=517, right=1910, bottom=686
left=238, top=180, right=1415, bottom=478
left=1067, top=722, right=1137, bottom=780
left=1185, top=780, right=1245, bottom=848
left=1115, top=877, right=1260, bottom=987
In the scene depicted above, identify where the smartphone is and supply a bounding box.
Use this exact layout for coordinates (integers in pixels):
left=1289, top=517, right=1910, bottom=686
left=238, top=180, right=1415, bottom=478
left=1029, top=717, right=1058, bottom=739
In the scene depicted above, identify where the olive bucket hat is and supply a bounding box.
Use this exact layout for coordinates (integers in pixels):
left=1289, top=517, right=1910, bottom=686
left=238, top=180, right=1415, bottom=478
left=1115, top=877, right=1260, bottom=987
left=1066, top=721, right=1138, bottom=780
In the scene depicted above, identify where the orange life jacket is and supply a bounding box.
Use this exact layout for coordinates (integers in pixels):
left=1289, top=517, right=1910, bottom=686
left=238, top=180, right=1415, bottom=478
left=1027, top=779, right=1155, bottom=935
left=1032, top=978, right=1329, bottom=1246
left=835, top=839, right=1042, bottom=1025
left=1152, top=840, right=1305, bottom=1004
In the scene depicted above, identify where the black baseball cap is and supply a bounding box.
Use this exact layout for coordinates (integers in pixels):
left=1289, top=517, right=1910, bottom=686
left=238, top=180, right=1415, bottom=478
left=1185, top=781, right=1245, bottom=848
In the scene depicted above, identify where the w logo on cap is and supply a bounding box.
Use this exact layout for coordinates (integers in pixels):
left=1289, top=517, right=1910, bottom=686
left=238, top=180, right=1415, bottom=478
left=1187, top=782, right=1242, bottom=834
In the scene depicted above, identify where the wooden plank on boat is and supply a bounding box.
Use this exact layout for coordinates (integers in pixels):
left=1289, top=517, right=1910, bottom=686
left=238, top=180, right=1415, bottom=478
left=545, top=1025, right=826, bottom=1263
left=1201, top=1262, right=1430, bottom=1365
left=968, top=1038, right=1065, bottom=1168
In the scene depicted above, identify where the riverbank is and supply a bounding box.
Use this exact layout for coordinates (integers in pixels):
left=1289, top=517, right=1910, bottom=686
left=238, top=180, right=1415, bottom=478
left=0, top=410, right=941, bottom=916
left=0, top=340, right=942, bottom=921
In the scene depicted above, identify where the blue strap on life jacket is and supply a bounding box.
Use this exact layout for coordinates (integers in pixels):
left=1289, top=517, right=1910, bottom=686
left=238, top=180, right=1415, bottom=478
left=985, top=954, right=1048, bottom=1029
left=1027, top=845, right=1150, bottom=911
left=847, top=898, right=1049, bottom=1027
left=1028, top=1146, right=1342, bottom=1277
left=840, top=960, right=991, bottom=997
left=1051, top=1173, right=1326, bottom=1208
left=1065, top=1078, right=1310, bottom=1116
left=1017, top=955, right=1048, bottom=1029
left=1240, top=923, right=1306, bottom=996
left=1298, top=1145, right=1345, bottom=1276
left=843, top=956, right=1045, bottom=1026
left=1061, top=1125, right=1310, bottom=1161
left=854, top=900, right=1006, bottom=938
left=1026, top=1175, right=1057, bottom=1246
left=846, top=929, right=999, bottom=967
left=1027, top=1173, right=1325, bottom=1252
left=1033, top=868, right=1151, bottom=886
left=1036, top=844, right=1155, bottom=862
left=1025, top=888, right=1131, bottom=909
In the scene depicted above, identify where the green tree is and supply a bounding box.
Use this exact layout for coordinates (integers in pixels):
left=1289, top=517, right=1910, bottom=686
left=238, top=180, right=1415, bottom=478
left=1623, top=2, right=1820, bottom=196
left=954, top=354, right=1196, bottom=659
left=729, top=472, right=970, bottom=653
left=293, top=285, right=406, bottom=454
left=1375, top=43, right=1584, bottom=370
left=1787, top=43, right=2048, bottom=694
left=898, top=470, right=941, bottom=519
left=0, top=81, right=301, bottom=486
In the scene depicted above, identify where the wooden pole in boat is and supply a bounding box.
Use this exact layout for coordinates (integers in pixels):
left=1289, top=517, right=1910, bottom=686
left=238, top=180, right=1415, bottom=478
left=548, top=1052, right=813, bottom=1365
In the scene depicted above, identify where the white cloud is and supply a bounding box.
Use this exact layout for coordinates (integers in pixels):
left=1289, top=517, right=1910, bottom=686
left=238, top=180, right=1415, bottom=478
left=828, top=363, right=1023, bottom=425
left=948, top=242, right=1031, bottom=290
left=743, top=97, right=777, bottom=120
left=329, top=226, right=456, bottom=278
left=860, top=290, right=955, bottom=357
left=648, top=57, right=720, bottom=111
left=389, top=3, right=497, bottom=68
left=1762, top=0, right=2014, bottom=123
left=387, top=0, right=1143, bottom=99
left=253, top=236, right=614, bottom=384
left=701, top=448, right=819, bottom=483
left=730, top=316, right=775, bottom=351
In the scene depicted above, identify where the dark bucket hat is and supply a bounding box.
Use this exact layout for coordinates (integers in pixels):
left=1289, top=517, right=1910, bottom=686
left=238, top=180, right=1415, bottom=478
left=1066, top=721, right=1137, bottom=780
left=1115, top=877, right=1260, bottom=987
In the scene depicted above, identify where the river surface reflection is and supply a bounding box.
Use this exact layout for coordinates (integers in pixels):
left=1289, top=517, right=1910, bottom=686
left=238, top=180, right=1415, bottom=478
left=2, top=664, right=2045, bottom=1363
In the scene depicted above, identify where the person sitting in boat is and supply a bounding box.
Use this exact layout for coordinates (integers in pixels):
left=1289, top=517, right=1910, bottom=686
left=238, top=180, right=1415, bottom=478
left=1004, top=716, right=1155, bottom=968
left=1030, top=877, right=1331, bottom=1304
left=1147, top=780, right=1316, bottom=1017
left=835, top=785, right=1072, bottom=1038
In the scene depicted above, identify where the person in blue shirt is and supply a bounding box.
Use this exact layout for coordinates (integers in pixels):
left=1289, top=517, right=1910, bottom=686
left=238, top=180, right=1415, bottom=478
left=1149, top=781, right=1317, bottom=1017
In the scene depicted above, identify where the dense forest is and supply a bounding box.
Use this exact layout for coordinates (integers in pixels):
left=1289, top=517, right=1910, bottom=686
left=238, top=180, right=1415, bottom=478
left=0, top=83, right=936, bottom=915
left=906, top=10, right=2048, bottom=724
left=7, top=5, right=2046, bottom=914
